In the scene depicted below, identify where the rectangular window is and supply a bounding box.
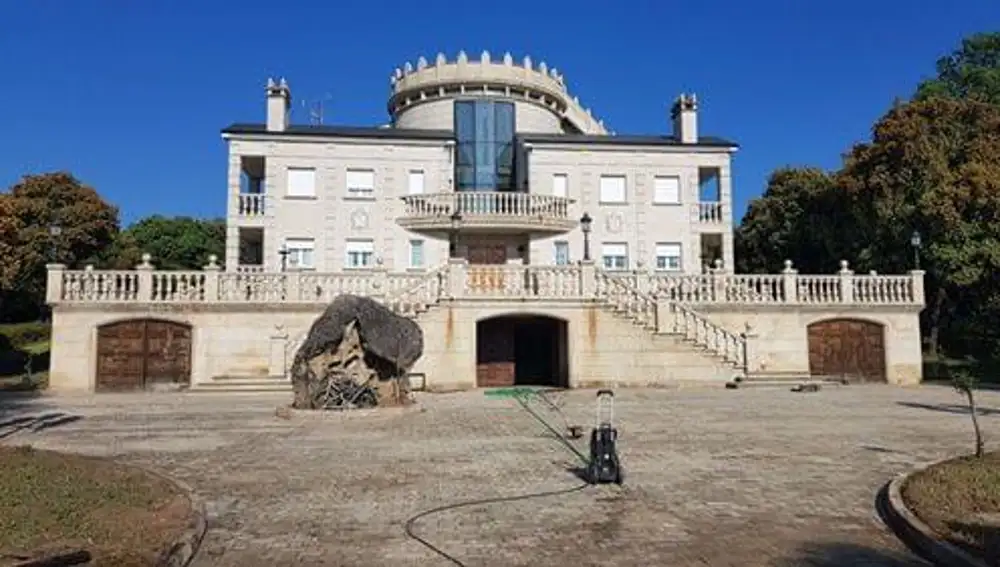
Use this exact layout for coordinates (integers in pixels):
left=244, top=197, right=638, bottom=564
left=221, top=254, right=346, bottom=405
left=345, top=239, right=375, bottom=268
left=284, top=238, right=315, bottom=270
left=286, top=168, right=316, bottom=198
left=554, top=241, right=570, bottom=265
left=408, top=170, right=425, bottom=195
left=601, top=242, right=629, bottom=271
left=409, top=240, right=425, bottom=268
left=655, top=242, right=683, bottom=271
left=653, top=176, right=681, bottom=204
left=346, top=169, right=375, bottom=196
left=599, top=175, right=626, bottom=204
left=552, top=174, right=568, bottom=198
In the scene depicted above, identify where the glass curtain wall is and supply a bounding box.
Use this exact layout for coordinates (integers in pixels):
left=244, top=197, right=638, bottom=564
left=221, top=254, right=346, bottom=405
left=455, top=100, right=516, bottom=213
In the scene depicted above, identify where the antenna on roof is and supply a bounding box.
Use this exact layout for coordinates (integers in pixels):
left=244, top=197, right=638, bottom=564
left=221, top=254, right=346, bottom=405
left=300, top=93, right=333, bottom=125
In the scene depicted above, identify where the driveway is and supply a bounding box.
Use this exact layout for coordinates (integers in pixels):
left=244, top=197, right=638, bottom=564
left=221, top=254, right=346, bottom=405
left=3, top=385, right=995, bottom=566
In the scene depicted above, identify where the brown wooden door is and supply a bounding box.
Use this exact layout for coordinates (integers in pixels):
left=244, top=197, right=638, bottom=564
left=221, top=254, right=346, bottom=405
left=807, top=319, right=886, bottom=382
left=477, top=318, right=516, bottom=388
left=467, top=245, right=508, bottom=293
left=96, top=319, right=192, bottom=391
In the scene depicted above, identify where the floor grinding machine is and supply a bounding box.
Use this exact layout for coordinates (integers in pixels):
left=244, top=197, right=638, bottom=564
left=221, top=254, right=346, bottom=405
left=586, top=389, right=624, bottom=485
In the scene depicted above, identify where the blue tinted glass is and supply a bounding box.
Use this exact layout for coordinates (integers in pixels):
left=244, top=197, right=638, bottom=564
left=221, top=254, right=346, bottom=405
left=453, top=100, right=517, bottom=192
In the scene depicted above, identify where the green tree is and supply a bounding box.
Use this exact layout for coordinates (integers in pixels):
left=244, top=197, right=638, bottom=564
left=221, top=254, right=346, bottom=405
left=734, top=167, right=857, bottom=274
left=114, top=215, right=225, bottom=270
left=915, top=31, right=1000, bottom=105
left=952, top=369, right=985, bottom=458
left=837, top=97, right=1000, bottom=358
left=2, top=172, right=119, bottom=321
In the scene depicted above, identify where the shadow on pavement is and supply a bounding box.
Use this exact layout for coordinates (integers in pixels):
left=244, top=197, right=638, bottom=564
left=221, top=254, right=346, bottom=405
left=773, top=541, right=929, bottom=566
left=896, top=401, right=1000, bottom=416
left=0, top=411, right=82, bottom=440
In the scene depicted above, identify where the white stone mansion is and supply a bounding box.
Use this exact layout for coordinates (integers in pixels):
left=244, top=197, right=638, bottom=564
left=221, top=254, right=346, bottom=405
left=45, top=51, right=925, bottom=392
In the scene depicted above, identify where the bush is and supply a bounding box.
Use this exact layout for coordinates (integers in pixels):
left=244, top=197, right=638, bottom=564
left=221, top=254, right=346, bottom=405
left=0, top=322, right=51, bottom=348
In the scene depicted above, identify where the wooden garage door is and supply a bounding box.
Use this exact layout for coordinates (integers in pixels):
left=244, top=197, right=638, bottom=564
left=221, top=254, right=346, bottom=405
left=808, top=319, right=886, bottom=382
left=96, top=319, right=192, bottom=391
left=476, top=317, right=516, bottom=388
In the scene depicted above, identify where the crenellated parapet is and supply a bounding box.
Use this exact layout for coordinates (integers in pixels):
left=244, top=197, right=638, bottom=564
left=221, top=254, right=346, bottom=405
left=388, top=50, right=608, bottom=135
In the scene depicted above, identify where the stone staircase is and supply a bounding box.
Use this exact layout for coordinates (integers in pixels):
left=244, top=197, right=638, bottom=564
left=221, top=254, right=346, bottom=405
left=191, top=264, right=757, bottom=391
left=595, top=272, right=747, bottom=382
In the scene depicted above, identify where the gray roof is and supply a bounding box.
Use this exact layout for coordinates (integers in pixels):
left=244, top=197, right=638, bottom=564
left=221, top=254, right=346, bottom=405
left=221, top=123, right=454, bottom=140
left=221, top=123, right=738, bottom=148
left=518, top=133, right=739, bottom=148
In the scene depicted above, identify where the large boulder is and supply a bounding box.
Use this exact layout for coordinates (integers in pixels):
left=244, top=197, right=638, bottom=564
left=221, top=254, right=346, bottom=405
left=290, top=294, right=424, bottom=409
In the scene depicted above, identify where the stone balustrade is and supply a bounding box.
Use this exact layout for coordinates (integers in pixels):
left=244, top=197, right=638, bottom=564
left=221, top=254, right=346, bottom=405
left=398, top=191, right=577, bottom=232
left=695, top=202, right=725, bottom=224
left=45, top=256, right=925, bottom=308
left=237, top=194, right=266, bottom=217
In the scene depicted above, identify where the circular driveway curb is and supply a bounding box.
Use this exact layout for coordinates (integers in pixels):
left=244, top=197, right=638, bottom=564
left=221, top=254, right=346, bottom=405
left=883, top=458, right=990, bottom=567
left=138, top=466, right=208, bottom=567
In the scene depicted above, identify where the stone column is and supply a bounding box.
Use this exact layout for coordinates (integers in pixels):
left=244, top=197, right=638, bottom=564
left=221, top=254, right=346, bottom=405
left=910, top=269, right=926, bottom=307
left=202, top=255, right=220, bottom=302
left=45, top=263, right=66, bottom=304
left=269, top=325, right=289, bottom=378
left=370, top=258, right=388, bottom=299
left=781, top=260, right=798, bottom=303
left=655, top=297, right=672, bottom=334
left=579, top=260, right=596, bottom=298
left=447, top=258, right=467, bottom=299
left=136, top=253, right=154, bottom=302
left=838, top=260, right=854, bottom=304
left=741, top=322, right=760, bottom=375
left=711, top=258, right=725, bottom=302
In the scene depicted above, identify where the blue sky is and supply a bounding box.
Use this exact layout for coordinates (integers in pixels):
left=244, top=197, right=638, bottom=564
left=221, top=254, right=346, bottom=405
left=1, top=0, right=996, bottom=225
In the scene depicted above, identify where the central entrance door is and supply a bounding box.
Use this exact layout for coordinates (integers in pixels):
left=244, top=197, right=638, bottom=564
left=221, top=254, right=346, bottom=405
left=467, top=244, right=508, bottom=293
left=475, top=315, right=569, bottom=388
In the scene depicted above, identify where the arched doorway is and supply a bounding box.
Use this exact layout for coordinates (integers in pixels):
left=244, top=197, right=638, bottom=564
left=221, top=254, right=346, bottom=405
left=807, top=318, right=886, bottom=382
left=95, top=318, right=192, bottom=392
left=476, top=315, right=569, bottom=388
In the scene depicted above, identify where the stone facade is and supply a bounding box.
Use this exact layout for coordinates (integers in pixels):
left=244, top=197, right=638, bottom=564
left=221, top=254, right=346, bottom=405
left=45, top=259, right=925, bottom=392
left=41, top=51, right=927, bottom=393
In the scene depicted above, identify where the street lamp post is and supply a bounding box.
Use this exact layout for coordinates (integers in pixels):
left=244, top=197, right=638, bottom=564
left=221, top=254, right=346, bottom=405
left=910, top=230, right=922, bottom=271
left=580, top=213, right=593, bottom=262
left=449, top=211, right=462, bottom=258
left=48, top=224, right=62, bottom=263
left=278, top=244, right=289, bottom=272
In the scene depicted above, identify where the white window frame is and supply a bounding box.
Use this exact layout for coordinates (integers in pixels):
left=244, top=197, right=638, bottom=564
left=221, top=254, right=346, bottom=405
left=601, top=242, right=629, bottom=271
left=408, top=170, right=425, bottom=195
left=345, top=239, right=375, bottom=269
left=284, top=237, right=315, bottom=270
left=286, top=167, right=316, bottom=198
left=552, top=174, right=568, bottom=198
left=655, top=242, right=683, bottom=272
left=346, top=169, right=375, bottom=197
left=599, top=175, right=626, bottom=204
left=408, top=239, right=425, bottom=268
left=554, top=241, right=570, bottom=265
left=653, top=176, right=682, bottom=205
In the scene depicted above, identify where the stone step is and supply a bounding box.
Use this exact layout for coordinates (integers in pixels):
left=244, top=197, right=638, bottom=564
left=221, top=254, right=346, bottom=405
left=725, top=377, right=847, bottom=390
left=191, top=376, right=292, bottom=392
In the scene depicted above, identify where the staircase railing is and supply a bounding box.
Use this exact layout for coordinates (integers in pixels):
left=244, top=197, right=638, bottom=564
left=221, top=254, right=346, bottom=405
left=595, top=270, right=747, bottom=369
left=281, top=265, right=447, bottom=376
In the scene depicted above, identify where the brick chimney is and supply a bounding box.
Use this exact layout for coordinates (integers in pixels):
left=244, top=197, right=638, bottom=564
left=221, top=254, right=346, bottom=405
left=266, top=78, right=291, bottom=132
left=671, top=93, right=698, bottom=144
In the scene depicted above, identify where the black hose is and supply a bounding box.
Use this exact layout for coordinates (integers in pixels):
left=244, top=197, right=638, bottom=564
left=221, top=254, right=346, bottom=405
left=403, top=390, right=594, bottom=566
left=404, top=482, right=590, bottom=567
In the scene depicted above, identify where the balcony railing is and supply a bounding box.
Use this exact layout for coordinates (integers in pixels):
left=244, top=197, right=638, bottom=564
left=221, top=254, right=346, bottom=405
left=399, top=191, right=577, bottom=232
left=695, top=202, right=725, bottom=224
left=237, top=194, right=266, bottom=218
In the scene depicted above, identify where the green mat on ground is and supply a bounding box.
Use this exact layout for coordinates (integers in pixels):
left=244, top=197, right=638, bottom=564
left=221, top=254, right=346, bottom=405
left=483, top=386, right=550, bottom=398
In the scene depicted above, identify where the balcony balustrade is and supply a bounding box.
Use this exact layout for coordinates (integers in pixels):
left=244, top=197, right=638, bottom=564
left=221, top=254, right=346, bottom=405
left=399, top=191, right=577, bottom=232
